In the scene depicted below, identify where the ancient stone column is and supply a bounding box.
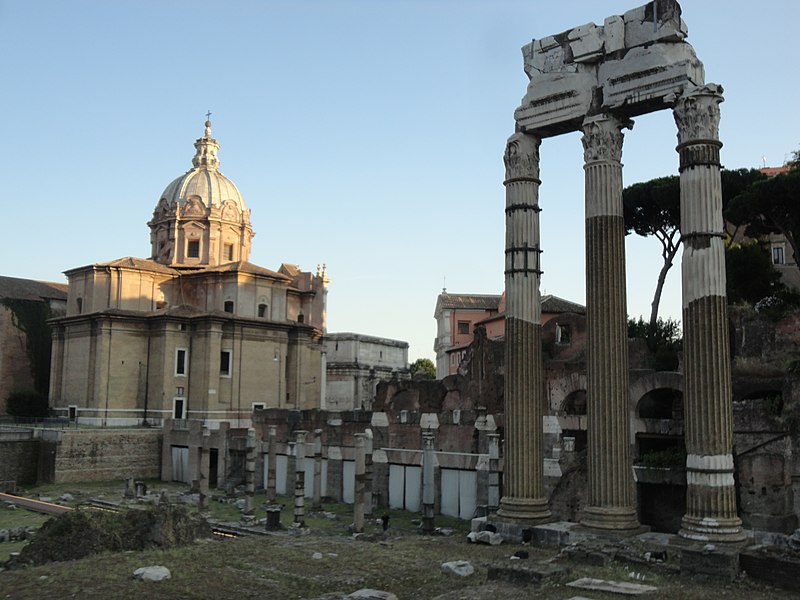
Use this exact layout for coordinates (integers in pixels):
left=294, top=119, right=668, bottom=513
left=354, top=433, right=366, bottom=533
left=312, top=428, right=323, bottom=510
left=487, top=433, right=500, bottom=510
left=198, top=427, right=210, bottom=512
left=266, top=425, right=277, bottom=502
left=580, top=114, right=640, bottom=532
left=364, top=429, right=374, bottom=516
left=496, top=132, right=551, bottom=524
left=244, top=428, right=256, bottom=519
left=673, top=84, right=745, bottom=543
left=293, top=430, right=307, bottom=526
left=421, top=432, right=436, bottom=533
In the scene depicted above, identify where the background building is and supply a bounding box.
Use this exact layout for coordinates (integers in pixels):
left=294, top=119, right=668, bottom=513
left=0, top=276, right=67, bottom=414
left=48, top=120, right=328, bottom=427
left=324, top=332, right=410, bottom=411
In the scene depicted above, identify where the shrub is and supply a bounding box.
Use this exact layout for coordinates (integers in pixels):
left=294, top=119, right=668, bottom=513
left=5, top=390, right=49, bottom=418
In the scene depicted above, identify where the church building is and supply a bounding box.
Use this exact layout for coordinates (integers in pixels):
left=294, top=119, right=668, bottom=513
left=49, top=119, right=328, bottom=426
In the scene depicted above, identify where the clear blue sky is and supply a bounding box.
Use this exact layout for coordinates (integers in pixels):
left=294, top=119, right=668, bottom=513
left=1, top=1, right=797, bottom=361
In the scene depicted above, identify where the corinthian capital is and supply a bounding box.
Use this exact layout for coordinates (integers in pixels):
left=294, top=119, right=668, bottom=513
left=581, top=115, right=632, bottom=165
left=673, top=84, right=724, bottom=145
left=504, top=132, right=541, bottom=181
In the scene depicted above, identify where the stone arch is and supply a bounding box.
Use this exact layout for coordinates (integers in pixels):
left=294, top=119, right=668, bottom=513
left=630, top=371, right=683, bottom=408
left=549, top=371, right=587, bottom=413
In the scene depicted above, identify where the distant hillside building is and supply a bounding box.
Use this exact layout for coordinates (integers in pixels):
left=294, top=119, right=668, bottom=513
left=324, top=333, right=410, bottom=411
left=0, top=276, right=67, bottom=413
left=49, top=120, right=328, bottom=426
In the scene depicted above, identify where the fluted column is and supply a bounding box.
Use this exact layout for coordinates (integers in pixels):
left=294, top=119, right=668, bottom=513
left=496, top=132, right=551, bottom=524
left=674, top=84, right=744, bottom=543
left=581, top=114, right=640, bottom=532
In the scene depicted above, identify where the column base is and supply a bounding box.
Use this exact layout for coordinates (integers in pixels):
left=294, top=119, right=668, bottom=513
left=580, top=505, right=640, bottom=532
left=679, top=514, right=746, bottom=544
left=496, top=496, right=552, bottom=525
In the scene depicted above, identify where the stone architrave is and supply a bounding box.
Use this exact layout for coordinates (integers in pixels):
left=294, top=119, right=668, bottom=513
left=294, top=430, right=307, bottom=526
left=673, top=84, right=744, bottom=543
left=496, top=132, right=551, bottom=525
left=580, top=114, right=640, bottom=533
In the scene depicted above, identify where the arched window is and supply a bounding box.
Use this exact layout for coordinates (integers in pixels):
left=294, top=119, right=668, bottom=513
left=257, top=303, right=268, bottom=318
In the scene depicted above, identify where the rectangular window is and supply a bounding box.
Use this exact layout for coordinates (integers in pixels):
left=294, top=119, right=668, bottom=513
left=224, top=244, right=234, bottom=261
left=68, top=405, right=78, bottom=422
left=220, top=350, right=232, bottom=377
left=224, top=300, right=234, bottom=313
left=257, top=303, right=267, bottom=318
left=773, top=245, right=785, bottom=265
left=175, top=348, right=188, bottom=376
left=457, top=321, right=470, bottom=335
left=175, top=386, right=184, bottom=396
left=187, top=240, right=200, bottom=258
left=556, top=324, right=571, bottom=344
left=173, top=398, right=185, bottom=420
left=252, top=402, right=266, bottom=411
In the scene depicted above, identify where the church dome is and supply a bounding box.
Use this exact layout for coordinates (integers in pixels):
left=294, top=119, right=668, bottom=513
left=148, top=118, right=254, bottom=268
left=158, top=119, right=247, bottom=213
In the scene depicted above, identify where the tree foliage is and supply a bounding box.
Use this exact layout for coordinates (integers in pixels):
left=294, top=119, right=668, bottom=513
left=627, top=316, right=682, bottom=371
left=5, top=390, right=49, bottom=418
left=623, top=176, right=681, bottom=332
left=725, top=242, right=784, bottom=304
left=409, top=358, right=436, bottom=380
left=725, top=169, right=800, bottom=266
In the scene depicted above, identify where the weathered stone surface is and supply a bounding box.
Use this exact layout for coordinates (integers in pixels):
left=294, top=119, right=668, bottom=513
left=566, top=577, right=658, bottom=595
left=679, top=547, right=739, bottom=582
left=133, top=565, right=171, bottom=582
left=516, top=1, right=704, bottom=135
left=740, top=548, right=800, bottom=592
left=467, top=530, right=503, bottom=545
left=441, top=560, right=474, bottom=577
left=488, top=563, right=570, bottom=586
left=345, top=590, right=398, bottom=600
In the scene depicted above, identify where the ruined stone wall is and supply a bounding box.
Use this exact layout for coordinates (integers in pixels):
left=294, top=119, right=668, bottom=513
left=53, top=429, right=162, bottom=483
left=0, top=436, right=40, bottom=486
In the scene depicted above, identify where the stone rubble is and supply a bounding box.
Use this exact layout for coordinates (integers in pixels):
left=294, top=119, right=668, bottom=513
left=440, top=560, right=474, bottom=577
left=133, top=565, right=171, bottom=582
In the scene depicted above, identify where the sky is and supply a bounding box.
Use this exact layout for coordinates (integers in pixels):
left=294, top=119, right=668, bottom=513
left=1, top=0, right=798, bottom=361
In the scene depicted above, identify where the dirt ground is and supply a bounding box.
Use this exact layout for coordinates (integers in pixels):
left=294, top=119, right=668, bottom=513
left=0, top=481, right=797, bottom=599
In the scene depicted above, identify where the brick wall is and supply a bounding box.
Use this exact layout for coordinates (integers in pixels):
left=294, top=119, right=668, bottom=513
left=54, top=429, right=162, bottom=482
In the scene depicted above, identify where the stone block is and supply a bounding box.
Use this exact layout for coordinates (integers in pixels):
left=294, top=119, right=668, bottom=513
left=679, top=547, right=739, bottom=582
left=515, top=67, right=596, bottom=136
left=623, top=0, right=686, bottom=49
left=604, top=16, right=625, bottom=53
left=568, top=23, right=604, bottom=64
left=598, top=43, right=704, bottom=115
left=488, top=563, right=570, bottom=586
left=740, top=550, right=800, bottom=592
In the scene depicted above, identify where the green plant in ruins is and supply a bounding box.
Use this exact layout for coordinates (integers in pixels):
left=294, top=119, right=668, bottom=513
left=628, top=316, right=682, bottom=371
left=409, top=358, right=436, bottom=380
